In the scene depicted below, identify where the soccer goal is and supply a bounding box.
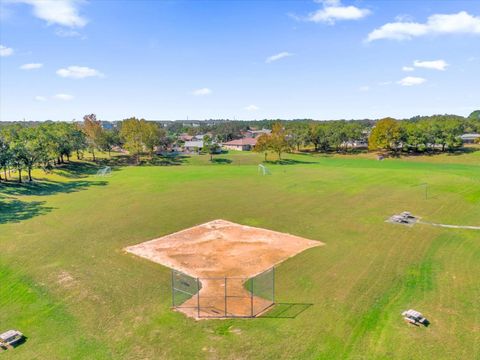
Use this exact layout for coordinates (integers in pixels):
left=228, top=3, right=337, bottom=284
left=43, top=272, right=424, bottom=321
left=258, top=164, right=271, bottom=176
left=96, top=166, right=112, bottom=177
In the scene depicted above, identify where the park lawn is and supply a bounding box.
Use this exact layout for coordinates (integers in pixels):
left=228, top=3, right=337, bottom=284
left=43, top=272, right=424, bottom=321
left=0, top=151, right=479, bottom=359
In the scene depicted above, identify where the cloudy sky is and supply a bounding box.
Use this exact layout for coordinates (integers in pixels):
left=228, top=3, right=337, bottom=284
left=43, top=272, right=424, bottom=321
left=0, top=0, right=479, bottom=121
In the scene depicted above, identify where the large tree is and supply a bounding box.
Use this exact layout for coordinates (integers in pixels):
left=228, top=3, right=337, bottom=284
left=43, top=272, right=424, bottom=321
left=368, top=118, right=402, bottom=153
left=83, top=114, right=104, bottom=161
left=119, top=118, right=145, bottom=163
left=202, top=135, right=221, bottom=161
left=308, top=123, right=329, bottom=152
left=254, top=133, right=270, bottom=161
left=0, top=132, right=11, bottom=181
left=17, top=127, right=46, bottom=181
left=269, top=123, right=291, bottom=159
left=98, top=129, right=120, bottom=158
left=286, top=122, right=309, bottom=151
left=142, top=122, right=165, bottom=158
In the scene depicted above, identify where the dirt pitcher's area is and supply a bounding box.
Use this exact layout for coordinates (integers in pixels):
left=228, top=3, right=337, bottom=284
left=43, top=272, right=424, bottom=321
left=125, top=219, right=323, bottom=318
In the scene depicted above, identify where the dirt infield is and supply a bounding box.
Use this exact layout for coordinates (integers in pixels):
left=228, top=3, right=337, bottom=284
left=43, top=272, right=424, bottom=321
left=125, top=219, right=323, bottom=318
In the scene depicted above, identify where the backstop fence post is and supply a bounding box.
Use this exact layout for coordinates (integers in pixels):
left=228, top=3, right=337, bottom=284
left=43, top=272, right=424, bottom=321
left=224, top=277, right=227, bottom=317
left=272, top=267, right=275, bottom=304
left=197, top=278, right=200, bottom=318
left=251, top=277, right=254, bottom=317
left=171, top=270, right=174, bottom=307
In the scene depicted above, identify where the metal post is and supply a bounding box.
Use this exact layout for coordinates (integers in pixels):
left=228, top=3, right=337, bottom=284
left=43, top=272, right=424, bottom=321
left=171, top=270, right=175, bottom=307
left=272, top=267, right=275, bottom=304
left=197, top=278, right=200, bottom=318
left=224, top=277, right=227, bottom=317
left=251, top=277, right=254, bottom=317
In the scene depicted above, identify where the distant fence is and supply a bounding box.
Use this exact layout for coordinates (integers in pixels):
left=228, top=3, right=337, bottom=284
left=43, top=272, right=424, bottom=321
left=172, top=267, right=275, bottom=318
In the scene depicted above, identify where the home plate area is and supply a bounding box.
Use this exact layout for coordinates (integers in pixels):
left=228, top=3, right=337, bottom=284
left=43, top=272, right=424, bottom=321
left=125, top=219, right=323, bottom=319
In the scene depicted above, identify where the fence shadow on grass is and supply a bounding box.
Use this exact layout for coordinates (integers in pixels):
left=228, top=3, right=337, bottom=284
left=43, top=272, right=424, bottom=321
left=259, top=303, right=313, bottom=319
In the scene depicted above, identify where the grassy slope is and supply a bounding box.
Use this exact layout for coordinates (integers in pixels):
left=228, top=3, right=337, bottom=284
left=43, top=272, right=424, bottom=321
left=0, top=150, right=479, bottom=359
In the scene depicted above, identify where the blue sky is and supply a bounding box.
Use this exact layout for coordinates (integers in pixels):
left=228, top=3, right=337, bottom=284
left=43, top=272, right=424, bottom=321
left=0, top=0, right=479, bottom=121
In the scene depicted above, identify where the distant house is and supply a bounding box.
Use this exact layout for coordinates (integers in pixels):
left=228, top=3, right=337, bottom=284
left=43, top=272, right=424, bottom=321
left=178, top=133, right=193, bottom=142
left=341, top=140, right=368, bottom=149
left=184, top=140, right=204, bottom=152
left=222, top=138, right=257, bottom=151
left=192, top=134, right=208, bottom=141
left=245, top=129, right=271, bottom=138
left=460, top=133, right=480, bottom=144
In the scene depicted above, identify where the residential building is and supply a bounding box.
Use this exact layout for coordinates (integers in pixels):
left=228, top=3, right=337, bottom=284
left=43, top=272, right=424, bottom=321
left=460, top=133, right=480, bottom=144
left=222, top=138, right=257, bottom=151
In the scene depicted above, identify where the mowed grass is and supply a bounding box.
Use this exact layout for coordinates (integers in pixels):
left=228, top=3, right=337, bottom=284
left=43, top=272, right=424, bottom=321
left=0, top=150, right=479, bottom=359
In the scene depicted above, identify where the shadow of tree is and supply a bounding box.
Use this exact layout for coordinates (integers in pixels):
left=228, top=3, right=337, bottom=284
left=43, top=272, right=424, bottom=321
left=53, top=162, right=101, bottom=178
left=259, top=303, right=313, bottom=319
left=140, top=154, right=190, bottom=166
left=211, top=158, right=233, bottom=164
left=0, top=180, right=107, bottom=197
left=446, top=146, right=479, bottom=156
left=97, top=155, right=136, bottom=167
left=0, top=199, right=53, bottom=224
left=265, top=159, right=316, bottom=165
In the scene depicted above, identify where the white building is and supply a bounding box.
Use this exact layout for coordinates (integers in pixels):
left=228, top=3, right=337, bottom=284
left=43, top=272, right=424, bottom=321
left=460, top=134, right=480, bottom=144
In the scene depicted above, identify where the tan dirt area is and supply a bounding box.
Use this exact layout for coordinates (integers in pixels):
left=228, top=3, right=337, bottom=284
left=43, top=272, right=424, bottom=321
left=125, top=219, right=323, bottom=318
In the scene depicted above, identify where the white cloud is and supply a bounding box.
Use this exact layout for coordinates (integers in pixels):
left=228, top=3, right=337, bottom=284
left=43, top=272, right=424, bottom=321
left=305, top=0, right=371, bottom=24
left=192, top=88, right=212, bottom=96
left=0, top=45, right=13, bottom=57
left=398, top=76, right=426, bottom=86
left=358, top=86, right=370, bottom=92
left=402, top=66, right=414, bottom=72
left=56, top=66, right=104, bottom=79
left=413, top=59, right=448, bottom=71
left=245, top=104, right=259, bottom=111
left=53, top=93, right=74, bottom=101
left=34, top=95, right=47, bottom=101
left=367, top=11, right=480, bottom=42
left=20, top=63, right=43, bottom=70
left=265, top=52, right=293, bottom=63
left=15, top=0, right=87, bottom=28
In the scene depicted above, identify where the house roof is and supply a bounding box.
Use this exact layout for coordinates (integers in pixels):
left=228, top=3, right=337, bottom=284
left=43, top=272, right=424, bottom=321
left=248, top=129, right=271, bottom=134
left=460, top=133, right=480, bottom=139
left=184, top=140, right=204, bottom=147
left=223, top=138, right=257, bottom=146
left=179, top=134, right=193, bottom=141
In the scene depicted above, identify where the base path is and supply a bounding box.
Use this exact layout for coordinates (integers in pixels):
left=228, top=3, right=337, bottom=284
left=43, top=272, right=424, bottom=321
left=125, top=219, right=323, bottom=319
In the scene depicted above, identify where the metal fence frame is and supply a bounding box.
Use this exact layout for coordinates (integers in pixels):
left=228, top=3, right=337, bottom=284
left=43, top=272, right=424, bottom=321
left=172, top=267, right=275, bottom=318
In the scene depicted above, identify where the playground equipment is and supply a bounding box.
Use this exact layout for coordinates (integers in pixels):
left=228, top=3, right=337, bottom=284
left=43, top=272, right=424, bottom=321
left=96, top=166, right=112, bottom=177
left=258, top=164, right=271, bottom=176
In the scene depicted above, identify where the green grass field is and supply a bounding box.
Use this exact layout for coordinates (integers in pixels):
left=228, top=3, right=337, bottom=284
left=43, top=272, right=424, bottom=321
left=1, top=150, right=479, bottom=359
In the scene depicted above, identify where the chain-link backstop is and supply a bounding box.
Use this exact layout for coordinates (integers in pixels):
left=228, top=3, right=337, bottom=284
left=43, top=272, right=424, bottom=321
left=172, top=267, right=275, bottom=318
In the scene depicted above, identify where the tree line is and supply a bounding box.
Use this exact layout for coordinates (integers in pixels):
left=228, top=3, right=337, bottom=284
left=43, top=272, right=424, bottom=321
left=368, top=114, right=479, bottom=153
left=1, top=111, right=478, bottom=182
left=0, top=115, right=170, bottom=182
left=254, top=113, right=479, bottom=159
